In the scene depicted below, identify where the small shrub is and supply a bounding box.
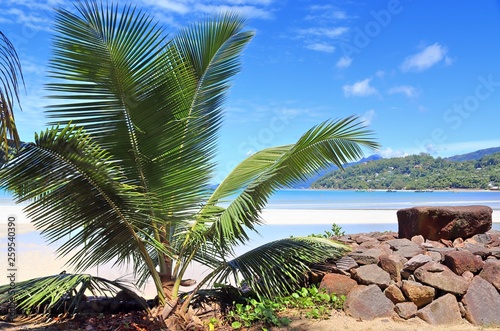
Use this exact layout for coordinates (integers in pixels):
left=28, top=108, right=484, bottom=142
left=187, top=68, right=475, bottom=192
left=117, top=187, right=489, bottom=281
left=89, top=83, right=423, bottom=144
left=309, top=223, right=345, bottom=238
left=226, top=285, right=346, bottom=329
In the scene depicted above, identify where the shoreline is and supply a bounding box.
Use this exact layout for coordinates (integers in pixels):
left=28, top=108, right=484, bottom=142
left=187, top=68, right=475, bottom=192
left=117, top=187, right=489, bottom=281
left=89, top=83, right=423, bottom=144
left=1, top=207, right=499, bottom=300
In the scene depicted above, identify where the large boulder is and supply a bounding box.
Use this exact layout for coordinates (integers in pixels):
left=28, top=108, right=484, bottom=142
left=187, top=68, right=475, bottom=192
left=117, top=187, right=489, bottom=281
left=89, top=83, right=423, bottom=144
left=397, top=205, right=492, bottom=241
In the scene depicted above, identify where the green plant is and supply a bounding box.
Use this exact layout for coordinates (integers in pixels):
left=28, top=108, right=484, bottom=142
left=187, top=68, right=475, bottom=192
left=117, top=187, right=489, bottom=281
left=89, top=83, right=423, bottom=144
left=309, top=223, right=345, bottom=238
left=227, top=297, right=291, bottom=329
left=0, top=0, right=377, bottom=319
left=0, top=32, right=24, bottom=159
left=206, top=317, right=220, bottom=331
left=226, top=285, right=346, bottom=328
left=280, top=286, right=345, bottom=318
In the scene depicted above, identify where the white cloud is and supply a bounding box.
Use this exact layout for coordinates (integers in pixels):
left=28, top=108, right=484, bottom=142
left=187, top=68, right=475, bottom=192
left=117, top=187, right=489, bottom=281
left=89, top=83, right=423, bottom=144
left=143, top=0, right=190, bottom=14
left=306, top=6, right=348, bottom=21
left=375, top=70, right=385, bottom=78
left=401, top=43, right=449, bottom=72
left=6, top=7, right=53, bottom=32
left=297, top=27, right=349, bottom=39
left=379, top=148, right=409, bottom=158
left=360, top=109, right=376, bottom=125
left=343, top=78, right=378, bottom=97
left=306, top=42, right=335, bottom=53
left=194, top=4, right=272, bottom=19
left=336, top=56, right=352, bottom=68
left=387, top=85, right=418, bottom=98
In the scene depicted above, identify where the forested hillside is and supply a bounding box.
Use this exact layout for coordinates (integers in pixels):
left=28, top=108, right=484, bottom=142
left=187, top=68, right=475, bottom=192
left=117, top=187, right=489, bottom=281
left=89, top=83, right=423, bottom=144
left=312, top=153, right=500, bottom=190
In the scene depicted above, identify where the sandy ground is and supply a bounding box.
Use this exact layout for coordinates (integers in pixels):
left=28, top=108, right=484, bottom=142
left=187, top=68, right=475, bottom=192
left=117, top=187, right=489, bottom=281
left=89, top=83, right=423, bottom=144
left=281, top=312, right=500, bottom=331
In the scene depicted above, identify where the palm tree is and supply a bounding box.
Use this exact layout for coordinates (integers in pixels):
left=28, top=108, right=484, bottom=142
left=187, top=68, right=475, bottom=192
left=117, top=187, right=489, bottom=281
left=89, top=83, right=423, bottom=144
left=0, top=0, right=379, bottom=316
left=0, top=31, right=24, bottom=160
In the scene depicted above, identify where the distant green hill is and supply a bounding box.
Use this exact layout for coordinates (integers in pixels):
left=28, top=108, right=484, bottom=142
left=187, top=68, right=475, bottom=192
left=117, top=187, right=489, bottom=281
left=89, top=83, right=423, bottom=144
left=445, top=147, right=500, bottom=162
left=312, top=151, right=500, bottom=190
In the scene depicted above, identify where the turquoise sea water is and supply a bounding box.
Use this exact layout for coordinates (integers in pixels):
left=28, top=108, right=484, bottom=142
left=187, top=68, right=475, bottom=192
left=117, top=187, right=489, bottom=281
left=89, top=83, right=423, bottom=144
left=3, top=189, right=500, bottom=252
left=265, top=189, right=500, bottom=210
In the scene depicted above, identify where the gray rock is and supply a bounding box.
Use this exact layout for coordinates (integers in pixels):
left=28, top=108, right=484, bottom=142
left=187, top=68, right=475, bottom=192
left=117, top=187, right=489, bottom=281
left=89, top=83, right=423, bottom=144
left=348, top=248, right=386, bottom=265
left=395, top=302, right=417, bottom=320
left=479, top=259, right=500, bottom=291
left=462, top=243, right=491, bottom=258
left=401, top=280, right=435, bottom=308
left=489, top=247, right=500, bottom=258
left=335, top=256, right=359, bottom=271
left=462, top=276, right=500, bottom=326
left=414, top=261, right=470, bottom=295
left=386, top=238, right=424, bottom=259
left=351, top=264, right=391, bottom=290
left=426, top=251, right=443, bottom=262
left=417, top=293, right=462, bottom=325
left=403, top=254, right=432, bottom=272
left=344, top=285, right=394, bottom=320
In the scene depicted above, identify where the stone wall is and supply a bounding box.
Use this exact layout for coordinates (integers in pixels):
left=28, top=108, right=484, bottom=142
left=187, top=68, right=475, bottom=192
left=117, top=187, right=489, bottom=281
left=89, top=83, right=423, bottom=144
left=316, top=229, right=500, bottom=326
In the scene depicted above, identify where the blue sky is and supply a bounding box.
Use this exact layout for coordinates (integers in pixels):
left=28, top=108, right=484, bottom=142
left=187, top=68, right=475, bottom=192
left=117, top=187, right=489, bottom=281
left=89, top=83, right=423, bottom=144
left=1, top=0, right=500, bottom=182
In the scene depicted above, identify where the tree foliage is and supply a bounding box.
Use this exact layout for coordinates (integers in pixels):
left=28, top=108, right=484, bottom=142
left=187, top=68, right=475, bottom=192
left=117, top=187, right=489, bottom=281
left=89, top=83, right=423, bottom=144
left=312, top=152, right=500, bottom=190
left=0, top=0, right=378, bottom=317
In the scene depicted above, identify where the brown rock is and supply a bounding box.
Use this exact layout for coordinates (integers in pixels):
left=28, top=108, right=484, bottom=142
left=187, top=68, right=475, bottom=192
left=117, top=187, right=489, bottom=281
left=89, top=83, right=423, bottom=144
left=401, top=280, right=435, bottom=308
left=462, top=243, right=490, bottom=258
left=403, top=254, right=432, bottom=272
left=416, top=293, right=462, bottom=325
left=351, top=264, right=391, bottom=290
left=443, top=250, right=484, bottom=275
left=411, top=235, right=425, bottom=246
left=479, top=260, right=500, bottom=291
left=335, top=256, right=359, bottom=271
left=386, top=238, right=424, bottom=259
left=384, top=284, right=406, bottom=304
left=414, top=261, right=470, bottom=295
left=355, top=235, right=378, bottom=244
left=379, top=254, right=406, bottom=283
left=462, top=276, right=500, bottom=326
left=348, top=248, right=387, bottom=265
left=397, top=205, right=492, bottom=241
left=344, top=285, right=395, bottom=320
left=319, top=273, right=357, bottom=297
left=453, top=237, right=464, bottom=246
left=395, top=302, right=417, bottom=320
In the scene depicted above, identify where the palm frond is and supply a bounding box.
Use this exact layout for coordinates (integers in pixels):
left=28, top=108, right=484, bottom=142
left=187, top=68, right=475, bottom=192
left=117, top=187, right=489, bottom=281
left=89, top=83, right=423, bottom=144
left=196, top=116, right=378, bottom=253
left=0, top=273, right=146, bottom=315
left=0, top=31, right=24, bottom=158
left=0, top=125, right=162, bottom=291
left=205, top=237, right=351, bottom=299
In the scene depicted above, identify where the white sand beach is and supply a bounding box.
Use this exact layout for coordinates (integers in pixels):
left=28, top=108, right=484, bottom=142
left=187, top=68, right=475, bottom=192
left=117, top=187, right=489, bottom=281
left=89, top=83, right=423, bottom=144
left=1, top=206, right=499, bottom=299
